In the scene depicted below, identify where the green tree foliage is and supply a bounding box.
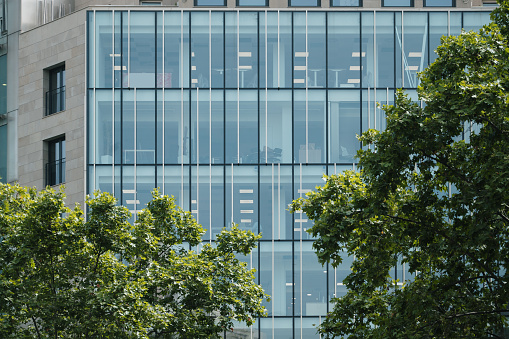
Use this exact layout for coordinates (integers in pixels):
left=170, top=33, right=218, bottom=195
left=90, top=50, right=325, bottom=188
left=291, top=3, right=509, bottom=338
left=0, top=183, right=267, bottom=338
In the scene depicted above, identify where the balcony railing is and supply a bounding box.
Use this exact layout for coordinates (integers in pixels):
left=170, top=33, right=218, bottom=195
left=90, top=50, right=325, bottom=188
left=45, top=158, right=65, bottom=186
left=45, top=86, right=65, bottom=116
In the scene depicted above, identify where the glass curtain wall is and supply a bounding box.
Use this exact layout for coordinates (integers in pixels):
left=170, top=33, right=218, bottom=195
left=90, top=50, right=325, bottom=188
left=87, top=9, right=491, bottom=338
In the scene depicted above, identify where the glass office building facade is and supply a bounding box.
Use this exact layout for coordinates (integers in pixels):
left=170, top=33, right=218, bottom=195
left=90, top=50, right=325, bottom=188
left=86, top=9, right=490, bottom=338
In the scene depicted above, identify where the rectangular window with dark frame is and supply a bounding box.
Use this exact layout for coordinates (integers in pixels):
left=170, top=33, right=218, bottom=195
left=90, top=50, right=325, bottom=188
left=46, top=65, right=66, bottom=116
left=289, top=0, right=320, bottom=6
left=331, top=0, right=361, bottom=6
left=237, top=0, right=268, bottom=6
left=382, top=0, right=413, bottom=6
left=46, top=137, right=65, bottom=186
left=424, top=0, right=454, bottom=6
left=195, top=0, right=226, bottom=6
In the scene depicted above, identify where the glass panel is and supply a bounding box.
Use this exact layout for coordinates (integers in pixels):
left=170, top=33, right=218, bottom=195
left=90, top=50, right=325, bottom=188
left=129, top=12, right=156, bottom=88
left=425, top=0, right=453, bottom=6
left=260, top=242, right=293, bottom=316
left=225, top=165, right=259, bottom=233
left=376, top=12, right=395, bottom=88
left=122, top=90, right=135, bottom=164
left=361, top=12, right=374, bottom=88
left=164, top=89, right=190, bottom=164
left=164, top=12, right=189, bottom=88
left=87, top=12, right=95, bottom=87
left=294, top=90, right=326, bottom=164
left=211, top=13, right=224, bottom=88
left=280, top=13, right=293, bottom=88
left=114, top=90, right=121, bottom=164
left=95, top=12, right=113, bottom=88
left=294, top=242, right=327, bottom=316
left=191, top=89, right=224, bottom=164
left=295, top=318, right=321, bottom=338
left=329, top=90, right=360, bottom=164
left=294, top=165, right=327, bottom=240
left=293, top=13, right=306, bottom=89
left=290, top=0, right=319, bottom=6
left=450, top=12, right=462, bottom=36
left=95, top=90, right=113, bottom=164
left=191, top=12, right=210, bottom=88
left=260, top=90, right=292, bottom=164
left=0, top=124, right=6, bottom=182
left=195, top=0, right=225, bottom=5
left=114, top=11, right=122, bottom=88
left=383, top=0, right=412, bottom=6
left=227, top=320, right=257, bottom=338
left=239, top=12, right=258, bottom=89
left=163, top=165, right=190, bottom=211
left=122, top=166, right=136, bottom=224
left=156, top=12, right=164, bottom=88
left=328, top=252, right=353, bottom=302
left=362, top=88, right=394, bottom=137
left=403, top=12, right=428, bottom=88
left=429, top=12, right=448, bottom=64
left=308, top=13, right=326, bottom=88
left=191, top=165, right=224, bottom=240
left=260, top=318, right=293, bottom=339
left=95, top=165, right=113, bottom=193
left=136, top=90, right=156, bottom=164
left=260, top=165, right=293, bottom=240
left=238, top=0, right=267, bottom=6
left=463, top=12, right=492, bottom=31
left=225, top=90, right=258, bottom=164
left=0, top=55, right=4, bottom=115
left=225, top=12, right=238, bottom=88
left=328, top=12, right=360, bottom=89
left=136, top=166, right=156, bottom=211
left=331, top=0, right=361, bottom=5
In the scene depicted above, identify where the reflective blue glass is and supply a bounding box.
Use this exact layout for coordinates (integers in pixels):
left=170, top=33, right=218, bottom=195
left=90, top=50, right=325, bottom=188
left=331, top=0, right=361, bottom=5
left=328, top=12, right=360, bottom=88
left=129, top=12, right=156, bottom=88
left=195, top=0, right=226, bottom=5
left=403, top=12, right=428, bottom=88
left=429, top=12, right=448, bottom=64
left=164, top=12, right=189, bottom=88
left=237, top=0, right=267, bottom=6
left=425, top=0, right=453, bottom=6
left=289, top=0, right=319, bottom=6
left=260, top=90, right=292, bottom=163
left=226, top=165, right=259, bottom=233
left=95, top=12, right=113, bottom=88
left=329, top=90, right=360, bottom=164
left=260, top=165, right=293, bottom=240
left=383, top=0, right=413, bottom=6
left=0, top=124, right=6, bottom=182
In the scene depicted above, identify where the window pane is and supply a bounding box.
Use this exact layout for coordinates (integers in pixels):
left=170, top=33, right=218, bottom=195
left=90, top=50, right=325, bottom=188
left=294, top=242, right=327, bottom=316
left=164, top=12, right=189, bottom=88
left=290, top=0, right=319, bottom=6
left=260, top=165, right=293, bottom=240
left=331, top=0, right=361, bottom=6
left=329, top=90, right=360, bottom=164
left=95, top=12, right=113, bottom=88
left=403, top=12, right=428, bottom=88
left=136, top=90, right=156, bottom=164
left=383, top=0, right=412, bottom=6
left=129, top=12, right=156, bottom=88
left=191, top=12, right=210, bottom=89
left=260, top=90, right=292, bottom=163
left=95, top=90, right=113, bottom=164
left=260, top=242, right=293, bottom=316
left=328, top=12, right=360, bottom=88
left=429, top=12, right=448, bottom=64
left=238, top=0, right=267, bottom=6
left=294, top=90, right=326, bottom=164
left=164, top=90, right=190, bottom=164
left=425, top=0, right=453, bottom=6
left=0, top=124, right=5, bottom=182
left=226, top=166, right=259, bottom=233
left=195, top=0, right=226, bottom=5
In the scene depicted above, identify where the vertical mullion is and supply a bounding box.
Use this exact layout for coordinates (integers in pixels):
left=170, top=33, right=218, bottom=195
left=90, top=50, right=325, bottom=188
left=162, top=10, right=165, bottom=194
left=305, top=11, right=308, bottom=164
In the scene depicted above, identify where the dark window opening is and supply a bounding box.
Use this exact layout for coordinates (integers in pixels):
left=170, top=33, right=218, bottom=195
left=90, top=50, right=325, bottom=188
left=46, top=65, right=65, bottom=116
left=46, top=137, right=65, bottom=186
